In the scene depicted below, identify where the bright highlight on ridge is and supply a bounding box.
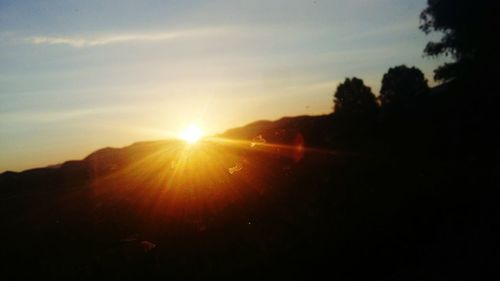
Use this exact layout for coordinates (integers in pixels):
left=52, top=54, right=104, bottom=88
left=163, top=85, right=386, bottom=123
left=179, top=125, right=203, bottom=144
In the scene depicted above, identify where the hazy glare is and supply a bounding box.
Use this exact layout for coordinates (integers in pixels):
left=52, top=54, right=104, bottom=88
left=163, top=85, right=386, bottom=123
left=0, top=0, right=442, bottom=171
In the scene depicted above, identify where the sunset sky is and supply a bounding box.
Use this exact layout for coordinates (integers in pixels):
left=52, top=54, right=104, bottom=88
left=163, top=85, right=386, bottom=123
left=0, top=0, right=444, bottom=171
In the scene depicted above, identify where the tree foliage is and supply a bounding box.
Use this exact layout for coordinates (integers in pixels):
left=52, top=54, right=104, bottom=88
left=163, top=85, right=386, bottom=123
left=380, top=65, right=429, bottom=113
left=333, top=77, right=378, bottom=118
left=420, top=0, right=499, bottom=81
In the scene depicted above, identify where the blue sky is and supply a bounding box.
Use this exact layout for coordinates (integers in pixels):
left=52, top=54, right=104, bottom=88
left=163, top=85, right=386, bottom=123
left=0, top=0, right=444, bottom=171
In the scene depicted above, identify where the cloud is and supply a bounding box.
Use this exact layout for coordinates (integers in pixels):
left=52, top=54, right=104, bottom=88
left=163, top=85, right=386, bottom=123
left=25, top=28, right=227, bottom=48
left=0, top=106, right=132, bottom=124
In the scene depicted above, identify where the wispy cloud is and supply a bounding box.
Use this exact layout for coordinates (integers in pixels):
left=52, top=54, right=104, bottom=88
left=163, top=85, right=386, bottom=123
left=0, top=106, right=132, bottom=124
left=25, top=28, right=227, bottom=48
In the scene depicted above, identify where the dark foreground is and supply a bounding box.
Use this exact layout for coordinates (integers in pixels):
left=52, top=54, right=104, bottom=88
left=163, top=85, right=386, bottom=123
left=0, top=114, right=487, bottom=280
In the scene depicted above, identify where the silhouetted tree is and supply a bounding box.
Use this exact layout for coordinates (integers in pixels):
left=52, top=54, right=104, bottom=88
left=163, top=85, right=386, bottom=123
left=380, top=65, right=429, bottom=115
left=420, top=0, right=499, bottom=81
left=333, top=77, right=378, bottom=118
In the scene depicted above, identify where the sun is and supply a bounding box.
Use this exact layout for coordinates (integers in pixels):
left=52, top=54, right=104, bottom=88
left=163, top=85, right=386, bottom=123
left=179, top=125, right=203, bottom=144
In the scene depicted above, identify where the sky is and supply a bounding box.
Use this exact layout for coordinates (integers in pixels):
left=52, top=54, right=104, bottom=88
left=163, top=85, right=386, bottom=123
left=0, top=0, right=445, bottom=172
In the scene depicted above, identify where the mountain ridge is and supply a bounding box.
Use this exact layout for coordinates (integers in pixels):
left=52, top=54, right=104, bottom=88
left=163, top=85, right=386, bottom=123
left=1, top=114, right=333, bottom=176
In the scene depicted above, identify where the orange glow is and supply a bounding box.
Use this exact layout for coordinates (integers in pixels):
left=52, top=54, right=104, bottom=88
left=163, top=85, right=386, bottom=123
left=88, top=135, right=341, bottom=222
left=179, top=125, right=203, bottom=144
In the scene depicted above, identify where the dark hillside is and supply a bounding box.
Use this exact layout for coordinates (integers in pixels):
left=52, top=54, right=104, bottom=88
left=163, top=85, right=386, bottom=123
left=0, top=107, right=481, bottom=279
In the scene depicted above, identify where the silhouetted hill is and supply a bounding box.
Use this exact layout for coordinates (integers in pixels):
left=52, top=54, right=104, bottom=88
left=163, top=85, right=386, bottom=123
left=0, top=108, right=482, bottom=280
left=0, top=140, right=175, bottom=194
left=0, top=115, right=334, bottom=187
left=221, top=115, right=336, bottom=147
